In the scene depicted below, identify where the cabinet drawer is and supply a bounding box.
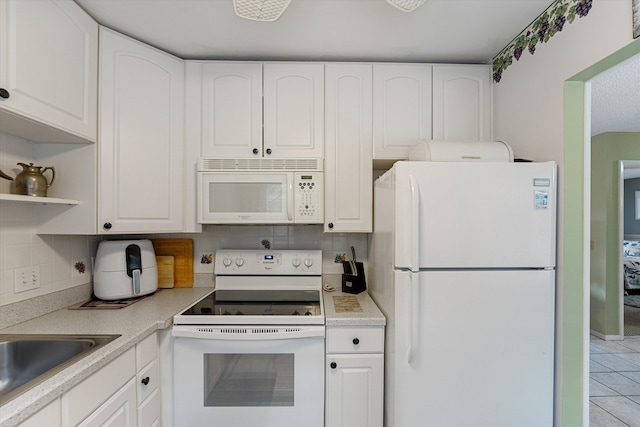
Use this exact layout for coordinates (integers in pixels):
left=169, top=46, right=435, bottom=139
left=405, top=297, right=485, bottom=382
left=62, top=347, right=135, bottom=426
left=136, top=332, right=158, bottom=370
left=138, top=388, right=161, bottom=427
left=326, top=326, right=384, bottom=353
left=137, top=358, right=159, bottom=404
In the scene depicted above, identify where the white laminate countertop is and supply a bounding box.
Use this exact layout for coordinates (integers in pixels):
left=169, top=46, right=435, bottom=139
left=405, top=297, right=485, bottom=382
left=322, top=289, right=386, bottom=327
left=0, top=287, right=213, bottom=427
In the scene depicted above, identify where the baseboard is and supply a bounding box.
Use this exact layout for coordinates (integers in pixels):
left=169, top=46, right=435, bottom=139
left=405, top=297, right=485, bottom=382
left=590, top=329, right=624, bottom=341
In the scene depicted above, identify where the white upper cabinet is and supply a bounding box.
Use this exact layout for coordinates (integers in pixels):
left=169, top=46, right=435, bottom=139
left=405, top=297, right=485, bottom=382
left=324, top=64, right=372, bottom=233
left=99, top=27, right=185, bottom=234
left=263, top=63, right=324, bottom=158
left=372, top=64, right=432, bottom=160
left=432, top=65, right=492, bottom=141
left=0, top=0, right=98, bottom=143
left=190, top=62, right=263, bottom=158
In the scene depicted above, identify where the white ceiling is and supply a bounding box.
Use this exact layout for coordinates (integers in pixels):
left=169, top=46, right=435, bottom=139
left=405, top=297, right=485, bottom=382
left=590, top=53, right=640, bottom=136
left=74, top=0, right=640, bottom=136
left=74, top=0, right=554, bottom=63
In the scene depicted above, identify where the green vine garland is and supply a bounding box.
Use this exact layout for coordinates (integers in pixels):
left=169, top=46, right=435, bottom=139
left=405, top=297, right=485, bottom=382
left=492, top=0, right=593, bottom=82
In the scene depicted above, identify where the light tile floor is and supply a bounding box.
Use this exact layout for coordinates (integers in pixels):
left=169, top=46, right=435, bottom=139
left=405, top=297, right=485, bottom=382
left=590, top=335, right=640, bottom=426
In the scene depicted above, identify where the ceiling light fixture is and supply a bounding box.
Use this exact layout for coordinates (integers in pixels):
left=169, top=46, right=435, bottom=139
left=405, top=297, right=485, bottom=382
left=385, top=0, right=427, bottom=12
left=233, top=0, right=292, bottom=22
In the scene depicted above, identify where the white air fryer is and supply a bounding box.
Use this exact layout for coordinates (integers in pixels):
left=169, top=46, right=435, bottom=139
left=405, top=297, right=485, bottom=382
left=93, top=239, right=158, bottom=300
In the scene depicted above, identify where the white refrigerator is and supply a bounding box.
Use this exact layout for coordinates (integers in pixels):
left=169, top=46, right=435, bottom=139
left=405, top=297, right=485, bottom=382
left=369, top=160, right=556, bottom=427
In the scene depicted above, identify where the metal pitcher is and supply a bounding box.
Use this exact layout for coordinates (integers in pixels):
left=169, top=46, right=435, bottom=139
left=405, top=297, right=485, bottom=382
left=14, top=162, right=55, bottom=197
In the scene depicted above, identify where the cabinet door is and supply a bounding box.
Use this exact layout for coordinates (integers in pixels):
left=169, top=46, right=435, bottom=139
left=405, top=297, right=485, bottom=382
left=196, top=62, right=263, bottom=158
left=372, top=64, right=432, bottom=160
left=325, top=354, right=384, bottom=427
left=99, top=28, right=185, bottom=234
left=432, top=65, right=492, bottom=141
left=324, top=64, right=372, bottom=233
left=19, top=398, right=61, bottom=427
left=0, top=0, right=97, bottom=143
left=77, top=379, right=137, bottom=427
left=263, top=63, right=324, bottom=158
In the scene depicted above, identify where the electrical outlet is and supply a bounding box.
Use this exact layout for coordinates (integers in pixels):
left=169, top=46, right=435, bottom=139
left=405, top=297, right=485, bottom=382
left=14, top=266, right=41, bottom=293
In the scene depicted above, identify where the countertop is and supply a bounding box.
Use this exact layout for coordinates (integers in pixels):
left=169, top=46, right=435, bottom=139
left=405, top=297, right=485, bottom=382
left=0, top=287, right=213, bottom=427
left=322, top=275, right=386, bottom=327
left=1, top=279, right=385, bottom=426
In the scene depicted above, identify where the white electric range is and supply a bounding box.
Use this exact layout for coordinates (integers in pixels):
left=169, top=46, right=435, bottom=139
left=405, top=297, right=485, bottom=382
left=172, top=249, right=325, bottom=427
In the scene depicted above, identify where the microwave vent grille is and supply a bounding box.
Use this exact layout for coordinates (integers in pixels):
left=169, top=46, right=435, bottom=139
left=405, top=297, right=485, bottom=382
left=199, top=158, right=323, bottom=171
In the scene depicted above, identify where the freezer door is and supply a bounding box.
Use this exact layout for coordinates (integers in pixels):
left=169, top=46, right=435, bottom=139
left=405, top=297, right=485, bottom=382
left=393, top=161, right=557, bottom=269
left=388, top=270, right=555, bottom=427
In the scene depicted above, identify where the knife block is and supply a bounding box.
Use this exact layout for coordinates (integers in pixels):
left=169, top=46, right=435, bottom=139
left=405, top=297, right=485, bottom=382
left=341, top=261, right=366, bottom=294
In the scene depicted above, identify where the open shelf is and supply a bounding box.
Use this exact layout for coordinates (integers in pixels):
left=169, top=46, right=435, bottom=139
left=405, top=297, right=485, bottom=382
left=0, top=193, right=79, bottom=205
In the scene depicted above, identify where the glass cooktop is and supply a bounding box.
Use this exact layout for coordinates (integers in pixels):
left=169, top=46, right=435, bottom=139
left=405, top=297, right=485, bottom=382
left=179, top=290, right=322, bottom=317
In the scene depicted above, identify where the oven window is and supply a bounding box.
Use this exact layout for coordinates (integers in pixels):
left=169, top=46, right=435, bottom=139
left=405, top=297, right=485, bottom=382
left=204, top=353, right=294, bottom=407
left=208, top=182, right=283, bottom=213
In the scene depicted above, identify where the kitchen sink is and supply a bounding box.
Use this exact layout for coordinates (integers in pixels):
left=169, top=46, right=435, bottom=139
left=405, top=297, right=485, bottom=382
left=0, top=334, right=120, bottom=404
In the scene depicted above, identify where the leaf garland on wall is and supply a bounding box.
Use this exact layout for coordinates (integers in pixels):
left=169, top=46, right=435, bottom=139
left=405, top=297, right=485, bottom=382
left=492, top=0, right=593, bottom=83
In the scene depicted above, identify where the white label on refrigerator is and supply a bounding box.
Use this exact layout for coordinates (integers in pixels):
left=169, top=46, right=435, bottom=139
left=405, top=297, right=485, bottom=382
left=535, top=190, right=549, bottom=210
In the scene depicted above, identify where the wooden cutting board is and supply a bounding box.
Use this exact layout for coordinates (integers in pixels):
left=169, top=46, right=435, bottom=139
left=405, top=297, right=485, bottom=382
left=151, top=239, right=193, bottom=288
left=156, top=256, right=175, bottom=288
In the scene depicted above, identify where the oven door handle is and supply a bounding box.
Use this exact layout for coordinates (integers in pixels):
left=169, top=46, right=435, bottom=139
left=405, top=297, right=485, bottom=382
left=172, top=326, right=325, bottom=340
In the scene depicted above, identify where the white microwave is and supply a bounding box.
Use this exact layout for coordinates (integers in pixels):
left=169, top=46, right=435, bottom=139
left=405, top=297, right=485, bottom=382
left=197, top=158, right=324, bottom=224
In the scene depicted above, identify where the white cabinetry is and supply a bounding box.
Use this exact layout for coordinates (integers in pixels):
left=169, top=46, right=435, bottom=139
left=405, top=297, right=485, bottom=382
left=19, top=398, right=62, bottom=427
left=372, top=64, right=432, bottom=161
left=432, top=65, right=492, bottom=141
left=99, top=27, right=185, bottom=234
left=324, top=64, right=372, bottom=233
left=135, top=332, right=161, bottom=427
left=263, top=63, right=324, bottom=158
left=24, top=333, right=161, bottom=427
left=188, top=62, right=263, bottom=158
left=187, top=61, right=324, bottom=159
left=62, top=347, right=137, bottom=426
left=0, top=0, right=98, bottom=143
left=325, top=326, right=384, bottom=427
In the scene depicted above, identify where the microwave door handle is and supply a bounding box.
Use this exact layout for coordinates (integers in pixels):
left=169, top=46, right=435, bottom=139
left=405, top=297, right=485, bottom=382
left=287, top=180, right=293, bottom=221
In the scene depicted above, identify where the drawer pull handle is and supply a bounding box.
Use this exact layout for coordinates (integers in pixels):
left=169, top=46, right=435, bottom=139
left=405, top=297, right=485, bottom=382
left=330, top=362, right=337, bottom=369
left=141, top=376, right=150, bottom=386
left=353, top=338, right=360, bottom=345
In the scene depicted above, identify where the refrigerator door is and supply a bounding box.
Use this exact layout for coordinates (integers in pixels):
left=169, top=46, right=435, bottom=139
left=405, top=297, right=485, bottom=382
left=393, top=161, right=557, bottom=270
left=389, top=270, right=555, bottom=427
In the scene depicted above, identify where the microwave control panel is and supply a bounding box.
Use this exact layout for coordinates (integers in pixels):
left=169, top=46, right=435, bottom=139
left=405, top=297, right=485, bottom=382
left=294, top=172, right=324, bottom=223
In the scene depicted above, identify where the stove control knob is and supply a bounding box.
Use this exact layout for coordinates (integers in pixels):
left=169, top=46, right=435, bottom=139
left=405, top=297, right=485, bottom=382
left=304, top=257, right=313, bottom=268
left=223, top=257, right=232, bottom=267
left=235, top=257, right=245, bottom=267
left=292, top=257, right=301, bottom=268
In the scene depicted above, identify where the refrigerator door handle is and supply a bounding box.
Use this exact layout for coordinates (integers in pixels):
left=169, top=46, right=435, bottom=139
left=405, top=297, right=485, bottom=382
left=409, top=175, right=419, bottom=272
left=407, top=273, right=420, bottom=364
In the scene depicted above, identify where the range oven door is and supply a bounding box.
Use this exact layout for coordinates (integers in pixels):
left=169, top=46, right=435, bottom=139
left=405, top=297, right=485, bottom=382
left=172, top=325, right=325, bottom=427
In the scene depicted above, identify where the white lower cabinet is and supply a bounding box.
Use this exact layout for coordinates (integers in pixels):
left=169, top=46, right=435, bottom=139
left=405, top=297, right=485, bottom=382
left=325, top=326, right=384, bottom=427
left=19, top=397, right=62, bottom=427
left=77, top=378, right=137, bottom=427
left=18, top=332, right=161, bottom=427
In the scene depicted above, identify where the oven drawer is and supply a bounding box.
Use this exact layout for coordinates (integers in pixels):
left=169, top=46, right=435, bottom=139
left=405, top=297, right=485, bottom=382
left=326, top=326, right=384, bottom=354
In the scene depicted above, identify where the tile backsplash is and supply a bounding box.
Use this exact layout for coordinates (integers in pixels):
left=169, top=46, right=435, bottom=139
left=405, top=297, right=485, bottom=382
left=0, top=216, right=368, bottom=306
left=187, top=225, right=368, bottom=276
left=1, top=128, right=369, bottom=307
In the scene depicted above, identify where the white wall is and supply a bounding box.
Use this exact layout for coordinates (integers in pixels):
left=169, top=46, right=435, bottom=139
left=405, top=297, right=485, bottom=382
left=492, top=0, right=634, bottom=424
left=494, top=0, right=632, bottom=162
left=0, top=132, right=98, bottom=305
